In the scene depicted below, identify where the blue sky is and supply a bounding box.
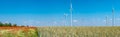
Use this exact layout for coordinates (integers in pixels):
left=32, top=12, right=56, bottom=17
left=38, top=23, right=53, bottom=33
left=0, top=0, right=120, bottom=26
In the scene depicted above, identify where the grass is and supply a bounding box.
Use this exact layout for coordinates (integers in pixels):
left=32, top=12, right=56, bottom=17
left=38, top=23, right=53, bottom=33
left=0, top=26, right=38, bottom=37
left=1, top=26, right=120, bottom=37
left=37, top=26, right=120, bottom=37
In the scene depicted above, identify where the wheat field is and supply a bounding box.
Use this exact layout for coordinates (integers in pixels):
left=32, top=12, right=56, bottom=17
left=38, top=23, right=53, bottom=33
left=37, top=26, right=120, bottom=37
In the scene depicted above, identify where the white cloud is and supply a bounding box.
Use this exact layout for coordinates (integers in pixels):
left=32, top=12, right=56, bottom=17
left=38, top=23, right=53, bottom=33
left=116, top=18, right=120, bottom=21
left=53, top=21, right=57, bottom=24
left=4, top=21, right=9, bottom=23
left=73, top=20, right=78, bottom=23
left=23, top=20, right=41, bottom=25
left=64, top=13, right=68, bottom=16
left=36, top=21, right=41, bottom=24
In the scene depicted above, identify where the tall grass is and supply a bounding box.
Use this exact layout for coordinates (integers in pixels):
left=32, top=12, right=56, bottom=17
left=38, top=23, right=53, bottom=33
left=37, top=26, right=120, bottom=37
left=0, top=27, right=38, bottom=37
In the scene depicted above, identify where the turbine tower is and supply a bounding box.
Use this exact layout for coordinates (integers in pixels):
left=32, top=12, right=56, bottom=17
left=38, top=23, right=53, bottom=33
left=70, top=0, right=73, bottom=26
left=111, top=0, right=115, bottom=26
left=112, top=7, right=114, bottom=26
left=64, top=13, right=68, bottom=26
left=106, top=16, right=108, bottom=25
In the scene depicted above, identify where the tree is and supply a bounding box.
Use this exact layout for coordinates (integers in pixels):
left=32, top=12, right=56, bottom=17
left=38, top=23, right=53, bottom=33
left=0, top=22, right=19, bottom=27
left=8, top=23, right=12, bottom=26
left=21, top=25, right=25, bottom=27
left=4, top=23, right=9, bottom=26
left=13, top=24, right=17, bottom=26
left=3, top=23, right=12, bottom=26
left=0, top=22, right=3, bottom=26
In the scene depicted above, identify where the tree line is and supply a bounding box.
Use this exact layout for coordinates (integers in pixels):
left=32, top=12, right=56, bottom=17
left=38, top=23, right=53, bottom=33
left=0, top=22, right=17, bottom=26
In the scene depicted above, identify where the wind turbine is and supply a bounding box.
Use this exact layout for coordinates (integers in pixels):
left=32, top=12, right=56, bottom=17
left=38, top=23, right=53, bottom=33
left=70, top=0, right=73, bottom=26
left=112, top=7, right=115, bottom=26
left=111, top=0, right=115, bottom=26
left=105, top=16, right=108, bottom=25
left=64, top=13, right=68, bottom=26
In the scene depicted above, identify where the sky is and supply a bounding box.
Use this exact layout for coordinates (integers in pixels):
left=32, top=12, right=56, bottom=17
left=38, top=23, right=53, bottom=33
left=0, top=0, right=120, bottom=26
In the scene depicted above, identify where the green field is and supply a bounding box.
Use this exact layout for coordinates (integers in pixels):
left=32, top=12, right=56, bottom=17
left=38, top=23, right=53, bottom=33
left=37, top=26, right=120, bottom=37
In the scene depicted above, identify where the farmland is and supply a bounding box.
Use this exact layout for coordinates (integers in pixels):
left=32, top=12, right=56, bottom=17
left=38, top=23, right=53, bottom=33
left=0, top=26, right=38, bottom=37
left=37, top=26, right=120, bottom=37
left=0, top=26, right=120, bottom=37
